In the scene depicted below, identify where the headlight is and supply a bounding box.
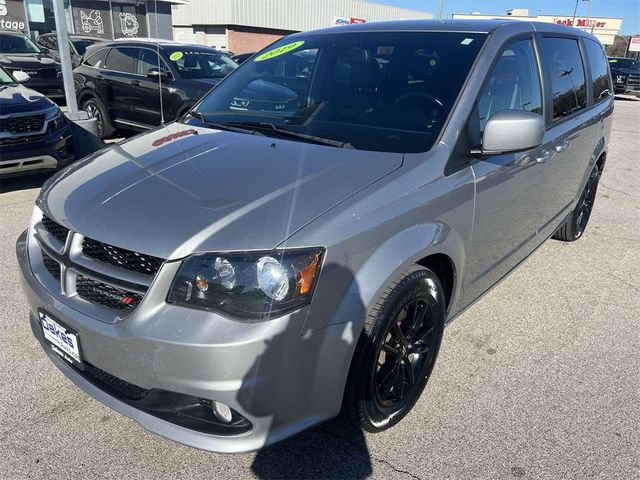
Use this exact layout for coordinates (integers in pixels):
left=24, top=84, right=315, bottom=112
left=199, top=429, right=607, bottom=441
left=47, top=107, right=66, bottom=131
left=167, top=248, right=324, bottom=320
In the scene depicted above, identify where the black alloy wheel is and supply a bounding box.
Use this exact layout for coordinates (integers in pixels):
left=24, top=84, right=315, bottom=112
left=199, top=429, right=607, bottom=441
left=553, top=164, right=601, bottom=242
left=344, top=266, right=446, bottom=432
left=81, top=97, right=113, bottom=139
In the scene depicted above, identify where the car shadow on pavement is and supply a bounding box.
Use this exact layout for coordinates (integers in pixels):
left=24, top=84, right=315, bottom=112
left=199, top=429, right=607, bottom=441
left=251, top=417, right=372, bottom=479
left=238, top=263, right=373, bottom=479
left=0, top=172, right=53, bottom=194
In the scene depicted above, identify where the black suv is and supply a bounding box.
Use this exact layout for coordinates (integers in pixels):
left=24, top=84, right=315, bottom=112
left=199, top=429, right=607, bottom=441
left=74, top=40, right=238, bottom=138
left=608, top=57, right=640, bottom=94
left=36, top=34, right=104, bottom=68
left=0, top=31, right=63, bottom=99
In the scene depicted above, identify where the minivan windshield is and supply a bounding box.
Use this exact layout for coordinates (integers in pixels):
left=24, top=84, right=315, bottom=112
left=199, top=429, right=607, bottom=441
left=0, top=33, right=42, bottom=54
left=188, top=31, right=486, bottom=153
left=609, top=58, right=640, bottom=71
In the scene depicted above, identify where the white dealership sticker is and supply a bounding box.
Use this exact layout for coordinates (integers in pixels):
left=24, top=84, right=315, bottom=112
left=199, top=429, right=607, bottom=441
left=40, top=312, right=82, bottom=365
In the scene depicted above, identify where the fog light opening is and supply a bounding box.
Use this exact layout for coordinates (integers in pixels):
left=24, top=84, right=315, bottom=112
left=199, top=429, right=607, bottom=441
left=212, top=401, right=233, bottom=423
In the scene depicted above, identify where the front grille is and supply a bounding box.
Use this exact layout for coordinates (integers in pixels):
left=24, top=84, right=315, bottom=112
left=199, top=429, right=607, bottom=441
left=41, top=251, right=61, bottom=280
left=84, top=363, right=149, bottom=401
left=41, top=215, right=69, bottom=245
left=627, top=74, right=640, bottom=89
left=0, top=114, right=45, bottom=135
left=76, top=275, right=143, bottom=310
left=82, top=237, right=164, bottom=276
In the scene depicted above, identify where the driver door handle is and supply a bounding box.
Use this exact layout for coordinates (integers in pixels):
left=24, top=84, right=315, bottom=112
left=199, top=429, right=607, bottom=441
left=130, top=80, right=142, bottom=87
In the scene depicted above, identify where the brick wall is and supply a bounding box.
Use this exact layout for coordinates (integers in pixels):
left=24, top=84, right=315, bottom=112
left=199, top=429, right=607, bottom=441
left=227, top=25, right=297, bottom=54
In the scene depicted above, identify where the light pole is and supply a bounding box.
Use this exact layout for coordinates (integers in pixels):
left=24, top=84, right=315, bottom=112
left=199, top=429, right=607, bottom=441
left=51, top=0, right=78, bottom=114
left=585, top=0, right=592, bottom=31
left=438, top=0, right=443, bottom=20
left=571, top=0, right=579, bottom=27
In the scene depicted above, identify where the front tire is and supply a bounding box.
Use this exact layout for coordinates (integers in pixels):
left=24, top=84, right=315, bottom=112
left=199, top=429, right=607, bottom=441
left=343, top=266, right=446, bottom=432
left=553, top=165, right=601, bottom=242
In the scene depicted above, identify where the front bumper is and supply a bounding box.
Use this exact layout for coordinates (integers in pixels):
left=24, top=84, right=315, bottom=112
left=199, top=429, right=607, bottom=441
left=0, top=125, right=74, bottom=176
left=16, top=229, right=350, bottom=453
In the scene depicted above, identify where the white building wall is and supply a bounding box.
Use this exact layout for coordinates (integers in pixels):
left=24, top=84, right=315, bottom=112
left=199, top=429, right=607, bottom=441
left=171, top=0, right=432, bottom=30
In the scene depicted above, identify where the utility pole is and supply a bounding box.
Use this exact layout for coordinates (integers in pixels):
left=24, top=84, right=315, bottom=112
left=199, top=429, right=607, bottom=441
left=438, top=0, right=443, bottom=20
left=51, top=0, right=78, bottom=114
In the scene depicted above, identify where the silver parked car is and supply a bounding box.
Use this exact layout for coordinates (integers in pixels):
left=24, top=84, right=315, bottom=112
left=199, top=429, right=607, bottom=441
left=17, top=20, right=612, bottom=453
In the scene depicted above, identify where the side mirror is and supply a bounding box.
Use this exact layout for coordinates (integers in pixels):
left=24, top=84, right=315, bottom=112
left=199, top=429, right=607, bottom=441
left=40, top=47, right=50, bottom=55
left=12, top=70, right=30, bottom=83
left=147, top=67, right=169, bottom=80
left=481, top=110, right=545, bottom=154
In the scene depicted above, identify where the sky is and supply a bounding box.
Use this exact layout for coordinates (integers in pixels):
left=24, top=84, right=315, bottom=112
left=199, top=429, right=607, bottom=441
left=370, top=0, right=640, bottom=35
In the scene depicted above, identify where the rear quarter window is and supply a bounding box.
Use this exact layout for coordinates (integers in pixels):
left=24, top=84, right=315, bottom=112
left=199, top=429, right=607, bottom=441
left=83, top=47, right=108, bottom=68
left=540, top=37, right=587, bottom=121
left=584, top=39, right=612, bottom=102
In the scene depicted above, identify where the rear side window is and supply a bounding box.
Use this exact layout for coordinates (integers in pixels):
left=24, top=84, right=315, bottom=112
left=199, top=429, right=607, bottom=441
left=540, top=37, right=587, bottom=121
left=584, top=39, right=612, bottom=102
left=83, top=48, right=108, bottom=68
left=105, top=47, right=137, bottom=74
left=470, top=39, right=543, bottom=144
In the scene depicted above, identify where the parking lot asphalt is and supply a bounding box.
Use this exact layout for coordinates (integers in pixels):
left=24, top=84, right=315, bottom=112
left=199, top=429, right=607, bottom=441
left=1, top=100, right=639, bottom=480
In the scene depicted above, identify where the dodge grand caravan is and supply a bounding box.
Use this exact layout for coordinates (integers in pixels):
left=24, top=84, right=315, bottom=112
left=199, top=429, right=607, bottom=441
left=17, top=20, right=613, bottom=453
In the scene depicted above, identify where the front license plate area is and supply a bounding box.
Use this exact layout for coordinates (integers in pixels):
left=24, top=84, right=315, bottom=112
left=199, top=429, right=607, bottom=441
left=39, top=310, right=84, bottom=370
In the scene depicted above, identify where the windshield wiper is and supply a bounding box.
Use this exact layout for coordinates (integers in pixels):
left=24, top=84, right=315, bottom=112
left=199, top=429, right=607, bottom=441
left=188, top=111, right=263, bottom=136
left=223, top=121, right=352, bottom=148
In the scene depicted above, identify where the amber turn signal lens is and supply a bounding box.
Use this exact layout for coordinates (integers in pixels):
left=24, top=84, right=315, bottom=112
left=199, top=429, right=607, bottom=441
left=295, top=253, right=322, bottom=295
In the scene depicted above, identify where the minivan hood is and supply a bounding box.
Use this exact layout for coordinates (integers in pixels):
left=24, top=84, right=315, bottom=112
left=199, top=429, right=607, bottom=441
left=0, top=84, right=53, bottom=114
left=39, top=122, right=403, bottom=260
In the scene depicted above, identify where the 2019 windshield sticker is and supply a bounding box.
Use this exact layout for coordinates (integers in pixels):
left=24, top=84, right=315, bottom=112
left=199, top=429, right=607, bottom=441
left=169, top=51, right=184, bottom=61
left=254, top=41, right=305, bottom=62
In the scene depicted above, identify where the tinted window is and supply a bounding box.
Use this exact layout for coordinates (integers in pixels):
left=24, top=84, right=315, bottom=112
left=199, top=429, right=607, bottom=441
left=540, top=37, right=587, bottom=120
left=137, top=48, right=171, bottom=76
left=105, top=47, right=137, bottom=74
left=0, top=33, right=41, bottom=54
left=471, top=39, right=543, bottom=142
left=83, top=48, right=108, bottom=68
left=191, top=32, right=486, bottom=153
left=72, top=39, right=102, bottom=56
left=584, top=39, right=611, bottom=102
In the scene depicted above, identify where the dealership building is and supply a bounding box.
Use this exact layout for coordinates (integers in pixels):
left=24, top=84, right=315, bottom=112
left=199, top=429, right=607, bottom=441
left=170, top=0, right=433, bottom=53
left=452, top=9, right=622, bottom=46
left=0, top=0, right=180, bottom=40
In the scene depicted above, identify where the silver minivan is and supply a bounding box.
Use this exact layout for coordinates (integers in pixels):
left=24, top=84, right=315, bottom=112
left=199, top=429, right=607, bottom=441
left=17, top=20, right=612, bottom=453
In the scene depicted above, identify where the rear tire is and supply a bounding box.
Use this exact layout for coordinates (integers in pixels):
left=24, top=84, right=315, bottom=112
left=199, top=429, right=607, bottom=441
left=343, top=265, right=446, bottom=433
left=553, top=165, right=601, bottom=242
left=81, top=97, right=113, bottom=139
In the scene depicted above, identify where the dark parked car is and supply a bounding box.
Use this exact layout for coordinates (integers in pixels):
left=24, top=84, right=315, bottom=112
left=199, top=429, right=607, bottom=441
left=0, top=66, right=73, bottom=177
left=74, top=40, right=238, bottom=137
left=36, top=33, right=104, bottom=68
left=0, top=31, right=63, bottom=99
left=608, top=57, right=640, bottom=94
